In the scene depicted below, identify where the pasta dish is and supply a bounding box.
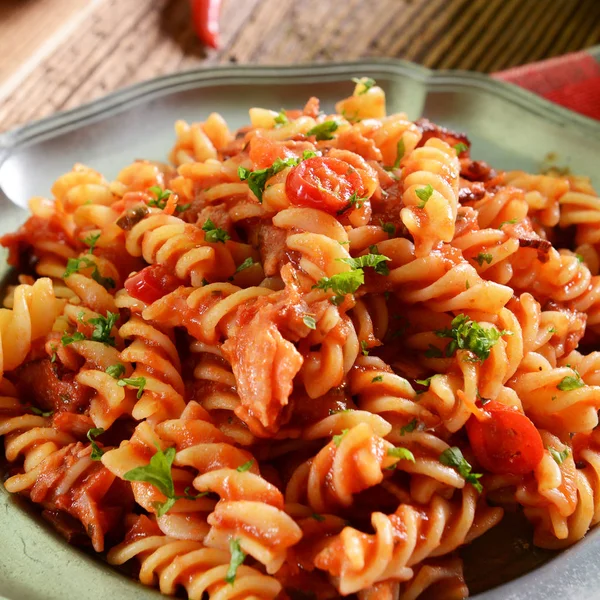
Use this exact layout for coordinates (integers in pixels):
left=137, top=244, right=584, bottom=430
left=1, top=78, right=599, bottom=599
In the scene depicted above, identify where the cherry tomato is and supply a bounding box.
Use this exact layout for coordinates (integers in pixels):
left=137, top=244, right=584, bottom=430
left=285, top=157, right=366, bottom=214
left=465, top=401, right=544, bottom=475
left=124, top=264, right=182, bottom=305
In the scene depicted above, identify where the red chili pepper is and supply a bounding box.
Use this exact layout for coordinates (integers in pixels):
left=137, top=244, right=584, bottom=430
left=190, top=0, right=221, bottom=49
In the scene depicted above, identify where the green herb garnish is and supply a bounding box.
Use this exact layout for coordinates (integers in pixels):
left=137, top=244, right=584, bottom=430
left=236, top=460, right=253, bottom=473
left=333, top=429, right=349, bottom=447
left=439, top=446, right=483, bottom=493
left=415, top=184, right=434, bottom=208
left=64, top=257, right=115, bottom=290
left=106, top=363, right=126, bottom=379
left=202, top=219, right=231, bottom=244
left=307, top=121, right=339, bottom=141
left=117, top=376, right=147, bottom=399
left=147, top=186, right=172, bottom=210
left=434, top=314, right=510, bottom=362
left=82, top=233, right=101, bottom=254
left=225, top=538, right=246, bottom=584
left=87, top=427, right=105, bottom=460
left=474, top=252, right=493, bottom=266
left=352, top=77, right=376, bottom=94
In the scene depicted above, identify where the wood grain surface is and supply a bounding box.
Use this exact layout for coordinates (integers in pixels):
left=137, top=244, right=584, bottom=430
left=0, top=0, right=599, bottom=132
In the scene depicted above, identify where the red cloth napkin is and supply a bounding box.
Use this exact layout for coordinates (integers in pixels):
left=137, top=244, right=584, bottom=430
left=493, top=49, right=600, bottom=121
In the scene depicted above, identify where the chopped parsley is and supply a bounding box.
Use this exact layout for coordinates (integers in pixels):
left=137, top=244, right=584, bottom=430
left=548, top=327, right=557, bottom=334
left=238, top=156, right=300, bottom=202
left=306, top=120, right=339, bottom=141
left=225, top=538, right=246, bottom=584
left=360, top=340, right=369, bottom=356
left=61, top=331, right=86, bottom=346
left=106, top=363, right=126, bottom=379
left=337, top=252, right=391, bottom=276
left=333, top=429, right=349, bottom=447
left=380, top=221, right=396, bottom=236
left=400, top=418, right=418, bottom=435
left=274, top=109, right=288, bottom=127
left=425, top=344, right=444, bottom=358
left=439, top=446, right=483, bottom=493
left=337, top=192, right=366, bottom=215
left=202, top=219, right=231, bottom=243
left=387, top=446, right=415, bottom=462
left=87, top=427, right=105, bottom=460
left=351, top=77, right=376, bottom=94
left=372, top=375, right=383, bottom=383
left=576, top=254, right=584, bottom=263
left=88, top=312, right=119, bottom=346
left=473, top=252, right=493, bottom=266
left=117, top=376, right=147, bottom=399
left=176, top=202, right=191, bottom=213
left=549, top=447, right=570, bottom=465
left=63, top=257, right=115, bottom=290
left=82, top=233, right=100, bottom=254
left=235, top=257, right=255, bottom=273
left=61, top=311, right=118, bottom=347
left=434, top=314, right=510, bottom=362
left=30, top=406, right=54, bottom=417
left=236, top=460, right=254, bottom=473
left=313, top=270, right=364, bottom=305
left=498, top=218, right=518, bottom=229
left=147, top=186, right=172, bottom=209
left=415, top=184, right=434, bottom=208
left=557, top=371, right=585, bottom=391
left=415, top=376, right=433, bottom=387
left=454, top=142, right=469, bottom=155
left=393, top=138, right=405, bottom=169
left=303, top=315, right=317, bottom=330
left=123, top=444, right=177, bottom=517
left=311, top=513, right=325, bottom=522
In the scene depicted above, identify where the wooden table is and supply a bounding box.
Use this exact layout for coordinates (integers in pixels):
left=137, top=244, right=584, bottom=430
left=1, top=0, right=599, bottom=133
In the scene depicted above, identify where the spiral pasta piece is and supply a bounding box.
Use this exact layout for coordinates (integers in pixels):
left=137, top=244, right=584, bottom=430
left=400, top=138, right=460, bottom=257
left=107, top=523, right=281, bottom=599
left=0, top=278, right=65, bottom=378
left=314, top=486, right=502, bottom=595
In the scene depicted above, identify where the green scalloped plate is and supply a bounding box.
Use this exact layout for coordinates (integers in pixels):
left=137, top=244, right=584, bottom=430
left=1, top=56, right=600, bottom=600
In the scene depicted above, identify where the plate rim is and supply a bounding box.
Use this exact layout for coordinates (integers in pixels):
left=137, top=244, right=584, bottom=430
left=2, top=57, right=600, bottom=600
left=1, top=56, right=600, bottom=162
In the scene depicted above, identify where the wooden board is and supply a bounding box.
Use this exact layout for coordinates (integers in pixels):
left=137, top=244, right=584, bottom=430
left=0, top=0, right=598, bottom=131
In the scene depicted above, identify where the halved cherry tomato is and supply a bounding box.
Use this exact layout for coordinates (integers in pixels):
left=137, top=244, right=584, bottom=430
left=465, top=400, right=544, bottom=475
left=285, top=157, right=366, bottom=214
left=124, top=264, right=182, bottom=305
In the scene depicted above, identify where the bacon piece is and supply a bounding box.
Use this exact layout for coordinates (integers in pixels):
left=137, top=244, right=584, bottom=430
left=222, top=268, right=307, bottom=431
left=458, top=181, right=486, bottom=204
left=12, top=359, right=92, bottom=414
left=460, top=158, right=497, bottom=182
left=256, top=223, right=290, bottom=277
left=302, top=96, right=321, bottom=118
left=32, top=443, right=133, bottom=551
left=414, top=117, right=469, bottom=149
left=0, top=215, right=76, bottom=268
left=335, top=128, right=382, bottom=162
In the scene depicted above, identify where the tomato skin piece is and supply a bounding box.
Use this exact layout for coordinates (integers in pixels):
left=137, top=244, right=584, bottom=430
left=249, top=136, right=294, bottom=170
left=124, top=265, right=182, bottom=305
left=465, top=401, right=544, bottom=475
left=285, top=157, right=366, bottom=214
